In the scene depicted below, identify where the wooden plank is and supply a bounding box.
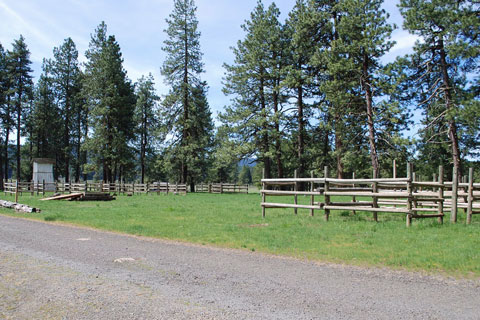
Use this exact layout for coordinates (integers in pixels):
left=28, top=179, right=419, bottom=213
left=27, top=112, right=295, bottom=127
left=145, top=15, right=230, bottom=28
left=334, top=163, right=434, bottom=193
left=40, top=193, right=83, bottom=201
left=412, top=208, right=441, bottom=212
left=261, top=190, right=322, bottom=196
left=411, top=214, right=445, bottom=218
left=261, top=202, right=321, bottom=210
left=324, top=191, right=409, bottom=198
left=326, top=177, right=409, bottom=184
left=323, top=205, right=408, bottom=213
left=262, top=178, right=325, bottom=183
left=412, top=181, right=443, bottom=187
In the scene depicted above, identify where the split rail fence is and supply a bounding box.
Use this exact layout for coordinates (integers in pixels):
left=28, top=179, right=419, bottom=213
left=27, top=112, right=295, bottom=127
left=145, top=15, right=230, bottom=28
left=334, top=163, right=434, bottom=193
left=195, top=183, right=249, bottom=194
left=261, top=164, right=480, bottom=226
left=3, top=181, right=187, bottom=196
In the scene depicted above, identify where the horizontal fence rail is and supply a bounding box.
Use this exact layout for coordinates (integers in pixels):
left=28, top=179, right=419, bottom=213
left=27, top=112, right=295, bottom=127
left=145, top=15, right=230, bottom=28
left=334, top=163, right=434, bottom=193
left=261, top=165, right=480, bottom=226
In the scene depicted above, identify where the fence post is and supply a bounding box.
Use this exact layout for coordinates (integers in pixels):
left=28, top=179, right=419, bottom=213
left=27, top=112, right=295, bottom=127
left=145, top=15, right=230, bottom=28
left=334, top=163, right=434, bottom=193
left=352, top=172, right=357, bottom=215
left=372, top=169, right=378, bottom=222
left=412, top=172, right=418, bottom=209
left=262, top=168, right=266, bottom=218
left=438, top=166, right=444, bottom=224
left=393, top=159, right=397, bottom=179
left=451, top=166, right=458, bottom=223
left=466, top=168, right=474, bottom=224
left=42, top=180, right=45, bottom=196
left=324, top=166, right=330, bottom=221
left=15, top=180, right=19, bottom=203
left=406, top=163, right=413, bottom=227
left=294, top=170, right=298, bottom=215
left=310, top=171, right=315, bottom=216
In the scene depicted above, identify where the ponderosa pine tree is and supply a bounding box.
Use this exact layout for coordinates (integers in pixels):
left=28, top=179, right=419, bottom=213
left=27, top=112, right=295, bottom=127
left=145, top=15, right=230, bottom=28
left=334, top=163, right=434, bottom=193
left=0, top=43, right=6, bottom=187
left=283, top=0, right=317, bottom=178
left=30, top=59, right=61, bottom=170
left=160, top=0, right=214, bottom=189
left=221, top=1, right=285, bottom=179
left=337, top=0, right=397, bottom=178
left=309, top=0, right=359, bottom=178
left=51, top=37, right=81, bottom=182
left=83, top=22, right=136, bottom=182
left=71, top=71, right=88, bottom=182
left=398, top=0, right=479, bottom=176
left=7, top=35, right=33, bottom=180
left=1, top=43, right=15, bottom=182
left=134, top=74, right=159, bottom=183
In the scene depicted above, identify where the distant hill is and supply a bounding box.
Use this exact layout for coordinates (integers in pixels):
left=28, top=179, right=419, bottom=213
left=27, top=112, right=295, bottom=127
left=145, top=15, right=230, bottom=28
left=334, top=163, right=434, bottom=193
left=238, top=158, right=256, bottom=167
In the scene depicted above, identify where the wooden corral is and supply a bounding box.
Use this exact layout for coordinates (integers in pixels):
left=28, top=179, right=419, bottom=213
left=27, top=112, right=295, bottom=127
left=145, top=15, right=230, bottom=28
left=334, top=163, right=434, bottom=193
left=261, top=164, right=480, bottom=226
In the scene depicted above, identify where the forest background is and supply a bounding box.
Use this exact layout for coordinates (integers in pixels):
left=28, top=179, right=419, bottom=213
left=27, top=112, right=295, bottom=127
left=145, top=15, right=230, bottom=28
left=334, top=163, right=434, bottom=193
left=0, top=0, right=478, bottom=191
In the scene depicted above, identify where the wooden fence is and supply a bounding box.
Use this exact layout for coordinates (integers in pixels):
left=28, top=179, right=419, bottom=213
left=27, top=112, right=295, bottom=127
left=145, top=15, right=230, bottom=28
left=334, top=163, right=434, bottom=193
left=261, top=165, right=480, bottom=226
left=195, top=183, right=249, bottom=194
left=2, top=180, right=187, bottom=196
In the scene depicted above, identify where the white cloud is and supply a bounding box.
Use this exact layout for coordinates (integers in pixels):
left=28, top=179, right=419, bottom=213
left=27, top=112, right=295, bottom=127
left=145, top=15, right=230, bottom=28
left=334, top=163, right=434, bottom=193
left=391, top=31, right=420, bottom=52
left=0, top=1, right=56, bottom=49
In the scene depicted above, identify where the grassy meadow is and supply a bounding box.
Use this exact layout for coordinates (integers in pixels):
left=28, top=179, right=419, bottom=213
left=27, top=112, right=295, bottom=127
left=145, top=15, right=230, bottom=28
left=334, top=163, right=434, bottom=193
left=1, top=192, right=479, bottom=277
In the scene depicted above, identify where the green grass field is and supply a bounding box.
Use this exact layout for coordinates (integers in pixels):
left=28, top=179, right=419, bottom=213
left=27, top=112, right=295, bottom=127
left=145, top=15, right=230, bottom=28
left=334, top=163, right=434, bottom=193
left=1, top=192, right=479, bottom=277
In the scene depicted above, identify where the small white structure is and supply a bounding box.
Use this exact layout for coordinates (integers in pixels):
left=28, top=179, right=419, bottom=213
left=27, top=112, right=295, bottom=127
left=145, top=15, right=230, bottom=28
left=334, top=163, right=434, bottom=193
left=33, top=158, right=55, bottom=191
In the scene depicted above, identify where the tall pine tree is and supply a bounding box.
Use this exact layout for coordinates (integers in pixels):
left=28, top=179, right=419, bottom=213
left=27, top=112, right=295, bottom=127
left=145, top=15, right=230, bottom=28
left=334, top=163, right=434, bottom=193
left=7, top=35, right=33, bottom=180
left=221, top=1, right=285, bottom=179
left=160, top=0, right=214, bottom=189
left=52, top=37, right=81, bottom=182
left=134, top=74, right=159, bottom=183
left=398, top=0, right=479, bottom=176
left=83, top=22, right=136, bottom=182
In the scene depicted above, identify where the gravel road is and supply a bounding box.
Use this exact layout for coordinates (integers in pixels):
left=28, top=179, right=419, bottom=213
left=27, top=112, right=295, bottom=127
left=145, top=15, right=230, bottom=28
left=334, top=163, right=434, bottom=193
left=0, top=215, right=479, bottom=319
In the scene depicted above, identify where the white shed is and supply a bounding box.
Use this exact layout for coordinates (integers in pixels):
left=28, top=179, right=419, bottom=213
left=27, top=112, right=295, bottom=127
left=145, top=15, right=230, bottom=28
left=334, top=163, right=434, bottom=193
left=32, top=158, right=55, bottom=191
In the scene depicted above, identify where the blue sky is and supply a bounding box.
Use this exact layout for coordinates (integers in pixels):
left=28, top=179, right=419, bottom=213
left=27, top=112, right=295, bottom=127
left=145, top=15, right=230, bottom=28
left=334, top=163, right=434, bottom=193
left=0, top=0, right=418, bottom=125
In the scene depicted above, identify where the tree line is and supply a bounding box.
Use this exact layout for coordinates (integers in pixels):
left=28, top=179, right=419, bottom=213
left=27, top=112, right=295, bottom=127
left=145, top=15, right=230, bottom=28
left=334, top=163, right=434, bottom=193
left=0, top=0, right=478, bottom=191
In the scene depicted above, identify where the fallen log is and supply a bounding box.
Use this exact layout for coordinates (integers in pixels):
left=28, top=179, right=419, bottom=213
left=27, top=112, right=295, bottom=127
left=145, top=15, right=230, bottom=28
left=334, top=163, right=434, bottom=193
left=0, top=200, right=40, bottom=213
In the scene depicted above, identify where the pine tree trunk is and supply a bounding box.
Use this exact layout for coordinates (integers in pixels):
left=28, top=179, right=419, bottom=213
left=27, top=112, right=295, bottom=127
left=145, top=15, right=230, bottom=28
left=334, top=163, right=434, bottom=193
left=273, top=81, right=283, bottom=178
left=75, top=125, right=81, bottom=182
left=82, top=112, right=88, bottom=181
left=260, top=67, right=271, bottom=179
left=140, top=124, right=146, bottom=184
left=64, top=96, right=70, bottom=183
left=4, top=127, right=9, bottom=180
left=0, top=144, right=3, bottom=190
left=363, top=53, right=379, bottom=178
left=16, top=91, right=22, bottom=180
left=181, top=16, right=189, bottom=185
left=332, top=11, right=344, bottom=179
left=297, top=86, right=305, bottom=178
left=335, top=114, right=344, bottom=179
left=439, top=39, right=461, bottom=176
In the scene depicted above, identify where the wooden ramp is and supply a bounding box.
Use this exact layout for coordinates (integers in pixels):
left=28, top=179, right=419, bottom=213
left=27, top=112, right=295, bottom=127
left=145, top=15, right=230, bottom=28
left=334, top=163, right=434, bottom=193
left=40, top=192, right=115, bottom=201
left=40, top=193, right=83, bottom=201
